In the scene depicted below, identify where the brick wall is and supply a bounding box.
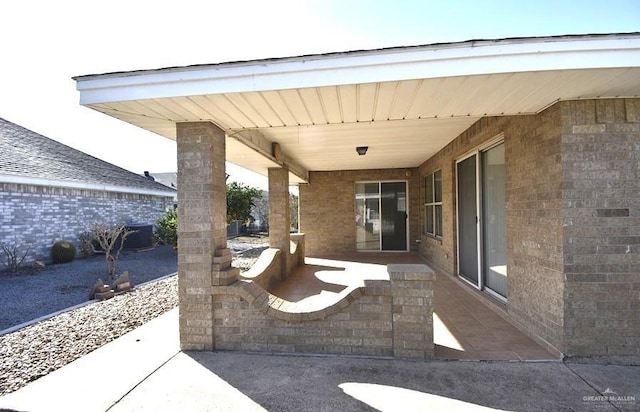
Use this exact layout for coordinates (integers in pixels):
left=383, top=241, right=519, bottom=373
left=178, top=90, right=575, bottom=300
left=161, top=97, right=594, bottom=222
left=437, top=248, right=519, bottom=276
left=299, top=169, right=420, bottom=256
left=561, top=99, right=640, bottom=357
left=417, top=106, right=566, bottom=352
left=507, top=106, right=565, bottom=351
left=0, top=182, right=173, bottom=263
left=213, top=291, right=396, bottom=356
left=415, top=119, right=506, bottom=275
left=417, top=98, right=640, bottom=357
left=212, top=263, right=435, bottom=358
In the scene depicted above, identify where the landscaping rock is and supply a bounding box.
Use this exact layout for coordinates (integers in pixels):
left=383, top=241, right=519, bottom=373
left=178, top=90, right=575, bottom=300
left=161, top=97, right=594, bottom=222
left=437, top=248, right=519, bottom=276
left=0, top=237, right=265, bottom=396
left=94, top=290, right=115, bottom=301
left=0, top=245, right=178, bottom=330
left=112, top=271, right=130, bottom=289
left=115, top=282, right=132, bottom=293
left=0, top=276, right=178, bottom=396
left=88, top=279, right=109, bottom=300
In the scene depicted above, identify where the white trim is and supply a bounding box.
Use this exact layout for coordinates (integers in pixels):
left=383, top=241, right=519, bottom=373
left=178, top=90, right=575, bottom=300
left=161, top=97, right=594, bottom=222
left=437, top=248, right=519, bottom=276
left=424, top=170, right=443, bottom=239
left=0, top=174, right=176, bottom=198
left=485, top=286, right=508, bottom=304
left=478, top=132, right=505, bottom=152
left=475, top=152, right=482, bottom=289
left=459, top=274, right=481, bottom=291
left=75, top=36, right=640, bottom=105
left=455, top=152, right=482, bottom=290
left=480, top=141, right=508, bottom=300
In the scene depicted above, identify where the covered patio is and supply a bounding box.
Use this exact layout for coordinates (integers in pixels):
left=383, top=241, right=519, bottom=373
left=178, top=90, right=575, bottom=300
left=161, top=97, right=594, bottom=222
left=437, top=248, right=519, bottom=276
left=272, top=253, right=555, bottom=361
left=73, top=33, right=640, bottom=359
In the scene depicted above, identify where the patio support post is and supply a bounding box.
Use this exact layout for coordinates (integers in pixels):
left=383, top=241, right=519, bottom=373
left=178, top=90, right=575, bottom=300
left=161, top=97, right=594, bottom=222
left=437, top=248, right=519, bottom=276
left=176, top=121, right=237, bottom=351
left=268, top=166, right=290, bottom=278
left=388, top=264, right=436, bottom=358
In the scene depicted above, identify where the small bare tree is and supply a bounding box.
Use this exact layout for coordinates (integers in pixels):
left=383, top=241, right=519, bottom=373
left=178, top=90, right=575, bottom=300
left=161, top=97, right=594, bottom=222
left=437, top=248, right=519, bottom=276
left=89, top=223, right=136, bottom=279
left=0, top=240, right=31, bottom=273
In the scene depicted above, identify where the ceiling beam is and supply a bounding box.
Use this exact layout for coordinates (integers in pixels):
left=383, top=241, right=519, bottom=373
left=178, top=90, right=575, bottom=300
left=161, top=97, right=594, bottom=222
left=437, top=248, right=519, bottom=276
left=227, top=129, right=309, bottom=183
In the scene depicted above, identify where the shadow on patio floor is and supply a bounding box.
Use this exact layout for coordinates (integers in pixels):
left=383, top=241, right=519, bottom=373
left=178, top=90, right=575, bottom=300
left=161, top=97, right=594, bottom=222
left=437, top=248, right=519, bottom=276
left=268, top=253, right=557, bottom=361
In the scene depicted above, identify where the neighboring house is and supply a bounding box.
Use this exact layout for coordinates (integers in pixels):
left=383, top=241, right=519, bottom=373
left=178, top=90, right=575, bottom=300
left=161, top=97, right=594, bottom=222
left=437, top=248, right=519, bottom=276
left=148, top=172, right=177, bottom=191
left=73, top=33, right=640, bottom=358
left=0, top=117, right=176, bottom=263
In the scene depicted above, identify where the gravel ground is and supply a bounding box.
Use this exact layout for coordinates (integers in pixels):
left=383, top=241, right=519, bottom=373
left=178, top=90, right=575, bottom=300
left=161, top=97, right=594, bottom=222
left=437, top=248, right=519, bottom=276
left=0, top=276, right=178, bottom=395
left=0, top=236, right=268, bottom=331
left=0, top=235, right=268, bottom=395
left=0, top=246, right=178, bottom=331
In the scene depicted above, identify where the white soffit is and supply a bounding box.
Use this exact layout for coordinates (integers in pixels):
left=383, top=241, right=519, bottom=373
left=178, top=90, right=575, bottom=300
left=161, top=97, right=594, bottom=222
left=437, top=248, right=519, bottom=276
left=74, top=34, right=640, bottom=178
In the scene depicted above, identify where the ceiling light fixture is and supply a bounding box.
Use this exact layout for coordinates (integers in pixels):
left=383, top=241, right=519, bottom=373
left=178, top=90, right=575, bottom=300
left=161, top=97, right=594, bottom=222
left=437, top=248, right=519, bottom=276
left=356, top=146, right=368, bottom=156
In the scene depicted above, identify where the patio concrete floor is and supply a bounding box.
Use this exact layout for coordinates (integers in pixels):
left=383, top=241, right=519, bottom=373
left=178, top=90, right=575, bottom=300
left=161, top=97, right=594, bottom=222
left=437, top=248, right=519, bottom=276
left=271, top=253, right=557, bottom=361
left=4, top=307, right=636, bottom=412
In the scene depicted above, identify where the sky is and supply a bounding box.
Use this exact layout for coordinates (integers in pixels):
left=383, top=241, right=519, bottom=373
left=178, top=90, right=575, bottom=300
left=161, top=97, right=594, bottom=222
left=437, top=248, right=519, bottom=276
left=1, top=0, right=638, bottom=190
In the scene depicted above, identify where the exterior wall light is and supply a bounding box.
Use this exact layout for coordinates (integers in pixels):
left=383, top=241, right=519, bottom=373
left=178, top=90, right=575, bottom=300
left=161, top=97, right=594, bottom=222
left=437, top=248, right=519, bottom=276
left=356, top=146, right=368, bottom=156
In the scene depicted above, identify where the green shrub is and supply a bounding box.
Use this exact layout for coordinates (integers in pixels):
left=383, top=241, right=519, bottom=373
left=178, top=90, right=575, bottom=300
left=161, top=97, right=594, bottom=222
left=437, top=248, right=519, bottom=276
left=51, top=240, right=76, bottom=263
left=154, top=208, right=178, bottom=248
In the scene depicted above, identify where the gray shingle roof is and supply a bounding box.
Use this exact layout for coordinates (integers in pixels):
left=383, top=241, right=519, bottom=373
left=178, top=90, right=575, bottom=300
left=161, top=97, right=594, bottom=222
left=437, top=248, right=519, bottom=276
left=0, top=117, right=176, bottom=194
left=150, top=172, right=177, bottom=189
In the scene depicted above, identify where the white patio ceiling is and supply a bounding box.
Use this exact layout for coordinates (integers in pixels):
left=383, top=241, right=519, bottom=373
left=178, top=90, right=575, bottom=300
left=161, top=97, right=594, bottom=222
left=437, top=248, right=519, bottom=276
left=74, top=34, right=640, bottom=184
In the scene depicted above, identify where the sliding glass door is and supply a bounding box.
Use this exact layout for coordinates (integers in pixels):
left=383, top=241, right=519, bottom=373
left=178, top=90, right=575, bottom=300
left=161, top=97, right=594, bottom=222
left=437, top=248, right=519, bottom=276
left=456, top=142, right=507, bottom=299
left=355, top=181, right=408, bottom=251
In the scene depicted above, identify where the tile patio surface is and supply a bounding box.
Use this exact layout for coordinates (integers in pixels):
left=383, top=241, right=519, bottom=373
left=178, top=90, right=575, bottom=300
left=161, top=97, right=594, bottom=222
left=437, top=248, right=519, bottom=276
left=271, top=253, right=557, bottom=361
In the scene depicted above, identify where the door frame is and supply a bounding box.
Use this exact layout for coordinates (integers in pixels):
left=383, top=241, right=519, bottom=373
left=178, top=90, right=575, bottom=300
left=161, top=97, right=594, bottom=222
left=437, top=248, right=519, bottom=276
left=355, top=180, right=409, bottom=252
left=455, top=151, right=482, bottom=289
left=455, top=134, right=506, bottom=299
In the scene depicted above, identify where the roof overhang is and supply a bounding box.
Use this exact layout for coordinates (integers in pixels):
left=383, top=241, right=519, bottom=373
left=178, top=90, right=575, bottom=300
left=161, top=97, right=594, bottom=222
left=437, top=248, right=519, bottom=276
left=74, top=33, right=640, bottom=184
left=0, top=173, right=177, bottom=197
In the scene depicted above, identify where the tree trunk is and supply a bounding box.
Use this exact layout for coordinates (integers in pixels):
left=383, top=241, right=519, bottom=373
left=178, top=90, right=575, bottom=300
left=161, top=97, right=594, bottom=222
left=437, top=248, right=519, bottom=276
left=106, top=255, right=116, bottom=279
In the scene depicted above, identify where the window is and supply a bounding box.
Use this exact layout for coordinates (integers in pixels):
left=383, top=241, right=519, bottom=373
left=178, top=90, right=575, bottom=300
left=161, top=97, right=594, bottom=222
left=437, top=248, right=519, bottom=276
left=425, top=170, right=442, bottom=238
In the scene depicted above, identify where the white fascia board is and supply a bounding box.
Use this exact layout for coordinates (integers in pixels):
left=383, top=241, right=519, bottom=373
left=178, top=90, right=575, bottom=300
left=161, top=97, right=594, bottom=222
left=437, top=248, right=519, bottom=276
left=0, top=174, right=177, bottom=198
left=75, top=36, right=640, bottom=105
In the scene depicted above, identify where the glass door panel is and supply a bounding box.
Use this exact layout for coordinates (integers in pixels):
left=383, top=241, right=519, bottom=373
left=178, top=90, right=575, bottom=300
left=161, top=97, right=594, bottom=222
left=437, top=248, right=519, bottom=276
left=482, top=143, right=507, bottom=298
left=381, top=182, right=407, bottom=251
left=356, top=181, right=408, bottom=251
left=457, top=155, right=479, bottom=286
left=355, top=183, right=380, bottom=250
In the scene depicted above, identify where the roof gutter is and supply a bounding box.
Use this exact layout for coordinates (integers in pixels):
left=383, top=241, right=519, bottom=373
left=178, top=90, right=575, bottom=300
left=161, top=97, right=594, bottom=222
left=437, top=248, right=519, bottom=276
left=0, top=174, right=177, bottom=198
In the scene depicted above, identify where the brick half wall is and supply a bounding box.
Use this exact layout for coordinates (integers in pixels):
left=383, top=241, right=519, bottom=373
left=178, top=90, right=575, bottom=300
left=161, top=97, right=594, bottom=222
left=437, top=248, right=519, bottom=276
left=212, top=263, right=435, bottom=358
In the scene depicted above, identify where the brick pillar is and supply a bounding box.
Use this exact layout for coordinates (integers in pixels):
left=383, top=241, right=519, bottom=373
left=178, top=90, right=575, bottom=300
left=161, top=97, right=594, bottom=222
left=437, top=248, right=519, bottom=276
left=176, top=122, right=238, bottom=351
left=268, top=166, right=290, bottom=278
left=388, top=264, right=436, bottom=359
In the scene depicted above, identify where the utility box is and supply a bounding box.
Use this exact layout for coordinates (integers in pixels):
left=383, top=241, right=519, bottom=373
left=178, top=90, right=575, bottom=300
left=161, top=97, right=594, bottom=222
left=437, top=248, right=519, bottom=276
left=124, top=223, right=153, bottom=249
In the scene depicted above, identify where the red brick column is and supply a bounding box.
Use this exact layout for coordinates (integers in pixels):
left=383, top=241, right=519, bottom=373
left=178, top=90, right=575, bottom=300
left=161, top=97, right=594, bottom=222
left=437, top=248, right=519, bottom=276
left=268, top=167, right=290, bottom=278
left=176, top=122, right=237, bottom=351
